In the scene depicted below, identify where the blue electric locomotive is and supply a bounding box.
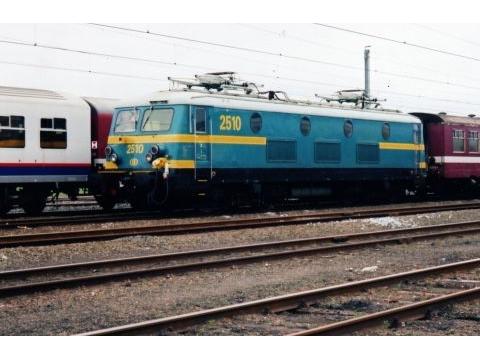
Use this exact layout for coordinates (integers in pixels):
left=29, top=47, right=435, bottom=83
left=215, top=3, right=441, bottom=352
left=99, top=73, right=426, bottom=209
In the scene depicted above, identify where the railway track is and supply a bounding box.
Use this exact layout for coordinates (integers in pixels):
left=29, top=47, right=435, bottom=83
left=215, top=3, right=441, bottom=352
left=0, top=197, right=480, bottom=229
left=2, top=219, right=480, bottom=298
left=2, top=201, right=480, bottom=248
left=77, top=258, right=480, bottom=335
left=288, top=287, right=480, bottom=335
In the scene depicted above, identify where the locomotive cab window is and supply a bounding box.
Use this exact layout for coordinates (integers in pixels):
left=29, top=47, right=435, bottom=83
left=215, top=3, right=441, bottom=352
left=40, top=118, right=67, bottom=149
left=453, top=129, right=465, bottom=152
left=0, top=115, right=25, bottom=148
left=114, top=109, right=138, bottom=133
left=468, top=131, right=479, bottom=153
left=142, top=108, right=174, bottom=132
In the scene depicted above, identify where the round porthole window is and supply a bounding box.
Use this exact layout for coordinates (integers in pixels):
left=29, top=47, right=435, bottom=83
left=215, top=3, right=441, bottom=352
left=300, top=116, right=311, bottom=136
left=382, top=123, right=390, bottom=140
left=344, top=120, right=353, bottom=138
left=250, top=112, right=262, bottom=133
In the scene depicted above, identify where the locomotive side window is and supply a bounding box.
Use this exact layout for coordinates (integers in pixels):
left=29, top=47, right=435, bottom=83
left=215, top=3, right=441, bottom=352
left=468, top=131, right=479, bottom=153
left=195, top=108, right=206, bottom=133
left=114, top=109, right=138, bottom=133
left=267, top=140, right=297, bottom=162
left=344, top=120, right=353, bottom=138
left=382, top=123, right=390, bottom=140
left=314, top=142, right=341, bottom=163
left=300, top=116, right=311, bottom=136
left=453, top=130, right=465, bottom=152
left=357, top=143, right=379, bottom=163
left=0, top=115, right=25, bottom=148
left=40, top=118, right=67, bottom=149
left=142, top=108, right=174, bottom=132
left=250, top=113, right=262, bottom=133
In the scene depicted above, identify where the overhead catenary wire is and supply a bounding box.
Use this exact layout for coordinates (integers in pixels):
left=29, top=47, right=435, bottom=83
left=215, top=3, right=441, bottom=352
left=239, top=23, right=480, bottom=85
left=87, top=23, right=480, bottom=92
left=2, top=57, right=478, bottom=114
left=0, top=59, right=169, bottom=82
left=1, top=47, right=479, bottom=110
left=0, top=25, right=479, bottom=113
left=314, top=23, right=480, bottom=63
left=413, top=24, right=480, bottom=49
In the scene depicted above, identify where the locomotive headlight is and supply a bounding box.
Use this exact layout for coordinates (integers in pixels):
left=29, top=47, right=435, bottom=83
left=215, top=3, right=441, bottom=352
left=105, top=145, right=113, bottom=157
left=145, top=152, right=153, bottom=163
left=110, top=153, right=118, bottom=163
left=150, top=145, right=160, bottom=156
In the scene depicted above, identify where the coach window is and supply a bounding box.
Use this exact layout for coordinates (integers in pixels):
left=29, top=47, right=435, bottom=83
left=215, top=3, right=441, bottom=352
left=344, top=119, right=353, bottom=138
left=300, top=116, right=311, bottom=136
left=453, top=129, right=465, bottom=153
left=468, top=131, right=479, bottom=153
left=40, top=118, right=67, bottom=149
left=250, top=112, right=262, bottom=133
left=382, top=123, right=390, bottom=140
left=0, top=115, right=25, bottom=148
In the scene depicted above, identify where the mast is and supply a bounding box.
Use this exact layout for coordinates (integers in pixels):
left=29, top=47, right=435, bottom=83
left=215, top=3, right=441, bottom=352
left=364, top=46, right=371, bottom=108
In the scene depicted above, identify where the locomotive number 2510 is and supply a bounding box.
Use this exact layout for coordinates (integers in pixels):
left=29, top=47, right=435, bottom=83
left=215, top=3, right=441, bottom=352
left=219, top=115, right=242, bottom=131
left=126, top=144, right=144, bottom=154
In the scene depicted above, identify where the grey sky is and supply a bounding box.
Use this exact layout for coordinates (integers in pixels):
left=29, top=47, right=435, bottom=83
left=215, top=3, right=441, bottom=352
left=0, top=23, right=479, bottom=116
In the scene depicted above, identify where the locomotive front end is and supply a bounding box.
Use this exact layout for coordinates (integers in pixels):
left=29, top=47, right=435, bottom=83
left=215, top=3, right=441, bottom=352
left=100, top=102, right=189, bottom=210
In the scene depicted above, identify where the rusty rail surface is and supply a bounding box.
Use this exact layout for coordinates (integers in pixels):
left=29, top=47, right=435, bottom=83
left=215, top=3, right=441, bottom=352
left=288, top=287, right=480, bottom=336
left=2, top=201, right=480, bottom=248
left=77, top=258, right=480, bottom=335
left=2, top=220, right=480, bottom=298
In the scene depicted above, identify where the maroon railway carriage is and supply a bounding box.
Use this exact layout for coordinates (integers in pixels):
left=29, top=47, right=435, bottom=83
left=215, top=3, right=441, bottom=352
left=412, top=112, right=480, bottom=194
left=83, top=97, right=116, bottom=170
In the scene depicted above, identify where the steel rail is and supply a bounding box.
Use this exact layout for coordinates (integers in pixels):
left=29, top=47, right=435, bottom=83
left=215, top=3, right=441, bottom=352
left=1, top=200, right=480, bottom=230
left=2, top=219, right=479, bottom=278
left=0, top=209, right=165, bottom=229
left=2, top=201, right=480, bottom=248
left=77, top=258, right=480, bottom=335
left=288, top=287, right=480, bottom=336
left=2, top=220, right=480, bottom=298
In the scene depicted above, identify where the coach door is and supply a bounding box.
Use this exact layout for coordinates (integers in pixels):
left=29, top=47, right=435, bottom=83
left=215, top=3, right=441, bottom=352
left=193, top=106, right=212, bottom=181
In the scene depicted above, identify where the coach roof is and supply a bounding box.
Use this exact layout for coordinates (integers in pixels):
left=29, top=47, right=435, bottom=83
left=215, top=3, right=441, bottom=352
left=411, top=112, right=480, bottom=126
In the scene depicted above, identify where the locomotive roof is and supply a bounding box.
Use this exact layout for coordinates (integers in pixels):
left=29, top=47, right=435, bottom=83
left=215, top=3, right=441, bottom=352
left=411, top=112, right=480, bottom=126
left=118, top=89, right=421, bottom=124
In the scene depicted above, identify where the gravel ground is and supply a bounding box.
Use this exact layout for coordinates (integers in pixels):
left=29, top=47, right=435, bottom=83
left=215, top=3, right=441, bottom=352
left=1, top=220, right=480, bottom=335
left=1, top=202, right=480, bottom=335
left=0, top=203, right=479, bottom=272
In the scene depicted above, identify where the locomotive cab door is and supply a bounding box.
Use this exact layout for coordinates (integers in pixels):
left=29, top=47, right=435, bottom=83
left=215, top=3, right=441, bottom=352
left=192, top=106, right=212, bottom=181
